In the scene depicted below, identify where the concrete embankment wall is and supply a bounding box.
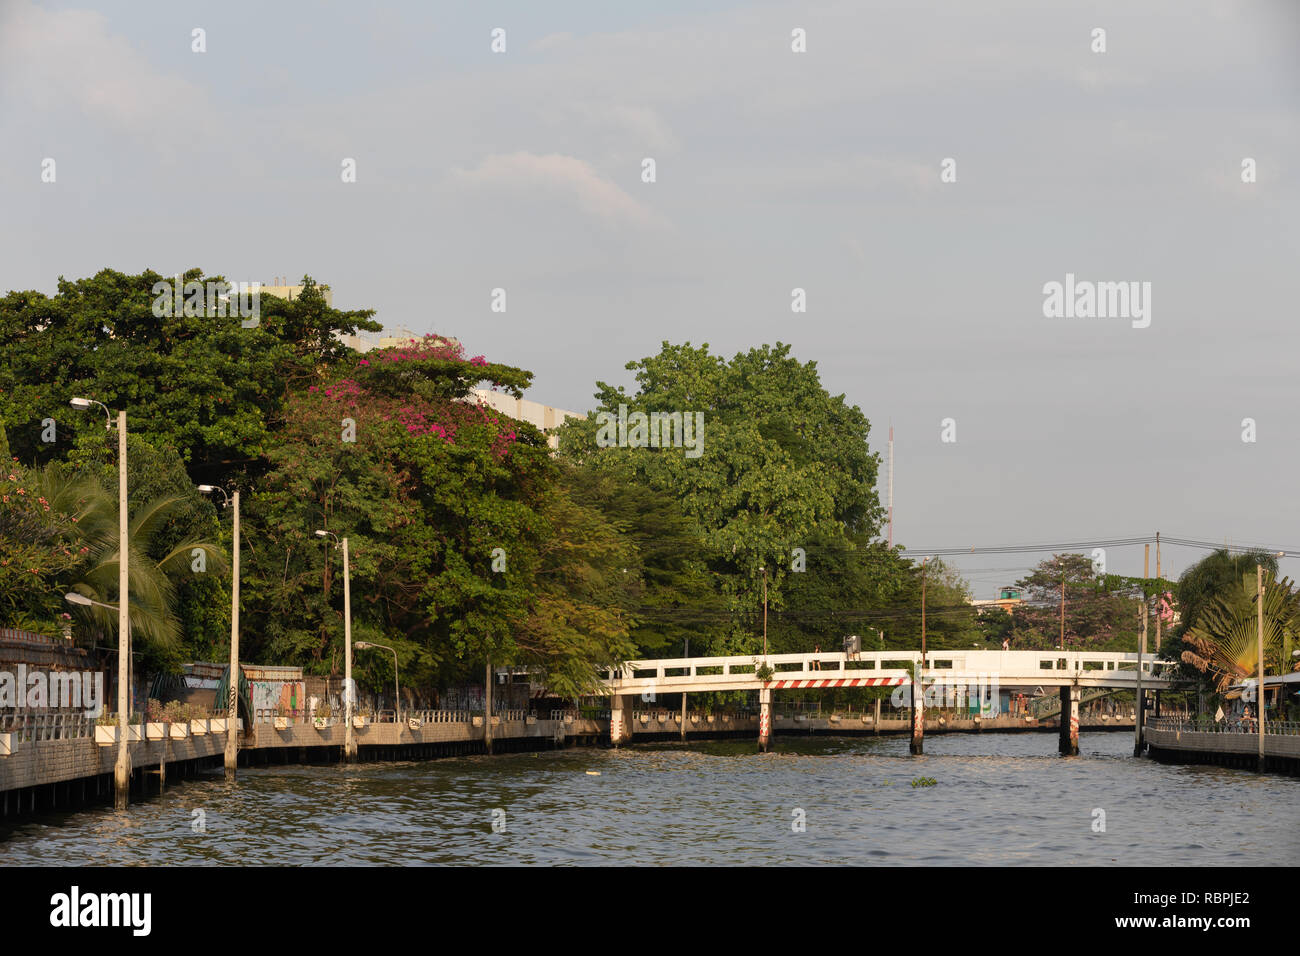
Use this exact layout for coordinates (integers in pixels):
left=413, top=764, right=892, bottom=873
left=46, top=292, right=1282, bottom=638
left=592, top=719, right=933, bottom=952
left=0, top=718, right=607, bottom=820
left=1145, top=726, right=1300, bottom=774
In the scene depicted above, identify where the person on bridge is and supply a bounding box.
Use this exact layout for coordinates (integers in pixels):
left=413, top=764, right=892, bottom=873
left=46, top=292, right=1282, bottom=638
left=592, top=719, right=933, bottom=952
left=1001, top=638, right=1010, bottom=651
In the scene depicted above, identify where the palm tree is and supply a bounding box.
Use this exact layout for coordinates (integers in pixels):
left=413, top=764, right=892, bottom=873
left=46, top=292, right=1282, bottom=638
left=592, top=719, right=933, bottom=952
left=1181, top=570, right=1300, bottom=692
left=30, top=463, right=227, bottom=657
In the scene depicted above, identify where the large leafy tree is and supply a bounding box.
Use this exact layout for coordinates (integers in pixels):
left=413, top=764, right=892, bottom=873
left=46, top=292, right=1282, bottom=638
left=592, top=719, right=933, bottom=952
left=240, top=338, right=564, bottom=691
left=558, top=458, right=726, bottom=658
left=1007, top=553, right=1141, bottom=650
left=560, top=341, right=884, bottom=657
left=515, top=462, right=641, bottom=697
left=0, top=268, right=379, bottom=479
left=767, top=536, right=963, bottom=652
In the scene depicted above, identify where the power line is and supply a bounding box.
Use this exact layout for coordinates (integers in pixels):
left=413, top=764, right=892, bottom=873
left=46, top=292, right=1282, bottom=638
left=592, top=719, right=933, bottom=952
left=900, top=535, right=1294, bottom=557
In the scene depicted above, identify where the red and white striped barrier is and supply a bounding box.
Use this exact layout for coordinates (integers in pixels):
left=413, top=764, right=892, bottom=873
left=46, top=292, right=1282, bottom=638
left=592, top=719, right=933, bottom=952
left=767, top=677, right=906, bottom=689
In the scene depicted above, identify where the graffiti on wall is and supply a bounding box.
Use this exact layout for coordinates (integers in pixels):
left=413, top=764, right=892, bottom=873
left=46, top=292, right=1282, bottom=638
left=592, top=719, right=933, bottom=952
left=250, top=680, right=305, bottom=716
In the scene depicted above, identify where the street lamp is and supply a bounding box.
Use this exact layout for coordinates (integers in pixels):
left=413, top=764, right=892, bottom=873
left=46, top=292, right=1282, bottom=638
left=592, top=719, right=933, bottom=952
left=354, top=642, right=399, bottom=720
left=759, top=565, right=768, bottom=657
left=71, top=396, right=130, bottom=809
left=200, top=484, right=241, bottom=779
left=317, top=529, right=356, bottom=761
left=64, top=592, right=128, bottom=709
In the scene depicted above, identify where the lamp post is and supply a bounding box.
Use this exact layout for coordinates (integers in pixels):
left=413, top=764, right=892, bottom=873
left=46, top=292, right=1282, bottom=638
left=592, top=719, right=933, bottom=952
left=317, top=530, right=356, bottom=761
left=71, top=397, right=130, bottom=809
left=354, top=642, right=399, bottom=720
left=200, top=485, right=240, bottom=779
left=759, top=565, right=768, bottom=657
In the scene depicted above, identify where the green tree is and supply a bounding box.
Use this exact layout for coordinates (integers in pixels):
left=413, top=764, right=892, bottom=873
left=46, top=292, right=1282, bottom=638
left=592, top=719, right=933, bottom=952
left=1180, top=570, right=1300, bottom=691
left=0, top=268, right=379, bottom=477
left=515, top=463, right=640, bottom=697
left=240, top=339, right=557, bottom=692
left=559, top=341, right=885, bottom=657
left=560, top=458, right=725, bottom=658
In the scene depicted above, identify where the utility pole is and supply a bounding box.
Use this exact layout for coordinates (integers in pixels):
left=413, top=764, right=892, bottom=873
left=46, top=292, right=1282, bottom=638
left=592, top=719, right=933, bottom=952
left=887, top=425, right=894, bottom=548
left=315, top=528, right=355, bottom=760
left=343, top=536, right=355, bottom=762
left=484, top=656, right=494, bottom=754
left=1134, top=541, right=1149, bottom=757
left=1154, top=531, right=1162, bottom=655
left=227, top=490, right=240, bottom=778
left=1059, top=559, right=1065, bottom=650
left=1257, top=564, right=1265, bottom=772
left=75, top=398, right=129, bottom=808
left=680, top=635, right=689, bottom=741
left=911, top=557, right=928, bottom=755
left=114, top=410, right=130, bottom=809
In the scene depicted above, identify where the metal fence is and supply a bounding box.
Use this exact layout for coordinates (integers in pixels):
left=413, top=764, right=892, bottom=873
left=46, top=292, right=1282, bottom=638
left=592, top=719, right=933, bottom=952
left=1149, top=716, right=1300, bottom=736
left=0, top=712, right=97, bottom=742
left=254, top=708, right=533, bottom=727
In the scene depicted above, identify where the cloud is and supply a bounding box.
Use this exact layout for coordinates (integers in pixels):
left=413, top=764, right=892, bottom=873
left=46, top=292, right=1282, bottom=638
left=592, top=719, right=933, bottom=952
left=0, top=0, right=203, bottom=133
left=451, top=151, right=667, bottom=229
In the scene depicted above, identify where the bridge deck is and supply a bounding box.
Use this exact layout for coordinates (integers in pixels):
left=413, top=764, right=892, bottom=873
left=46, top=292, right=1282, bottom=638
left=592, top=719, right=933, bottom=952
left=601, top=650, right=1173, bottom=695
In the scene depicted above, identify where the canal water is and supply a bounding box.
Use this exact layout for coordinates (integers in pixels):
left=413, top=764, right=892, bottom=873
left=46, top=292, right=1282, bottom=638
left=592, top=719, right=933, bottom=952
left=3, top=732, right=1297, bottom=865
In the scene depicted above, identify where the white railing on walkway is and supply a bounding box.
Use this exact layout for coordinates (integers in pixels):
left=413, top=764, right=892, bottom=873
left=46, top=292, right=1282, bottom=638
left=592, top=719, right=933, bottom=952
left=0, top=712, right=97, bottom=742
left=1149, top=716, right=1300, bottom=736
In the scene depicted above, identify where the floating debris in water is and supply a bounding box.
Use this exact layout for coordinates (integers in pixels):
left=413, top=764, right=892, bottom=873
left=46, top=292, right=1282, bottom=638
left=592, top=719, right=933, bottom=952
left=585, top=771, right=601, bottom=776
left=910, top=777, right=937, bottom=788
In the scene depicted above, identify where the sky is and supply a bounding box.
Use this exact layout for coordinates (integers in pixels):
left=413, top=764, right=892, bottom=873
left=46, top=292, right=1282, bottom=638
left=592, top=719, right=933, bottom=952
left=2, top=0, right=1297, bottom=592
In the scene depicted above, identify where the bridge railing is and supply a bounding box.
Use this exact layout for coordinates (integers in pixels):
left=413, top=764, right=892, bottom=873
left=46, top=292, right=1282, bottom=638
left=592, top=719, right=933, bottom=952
left=603, top=650, right=1172, bottom=687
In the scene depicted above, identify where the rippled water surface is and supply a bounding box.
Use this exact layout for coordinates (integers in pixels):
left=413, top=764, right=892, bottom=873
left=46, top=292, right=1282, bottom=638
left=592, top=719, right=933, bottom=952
left=3, top=732, right=1297, bottom=865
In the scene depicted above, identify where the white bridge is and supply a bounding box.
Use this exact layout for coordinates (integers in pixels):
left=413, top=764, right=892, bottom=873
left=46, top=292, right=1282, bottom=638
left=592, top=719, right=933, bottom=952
left=601, top=649, right=1174, bottom=696
left=596, top=650, right=1174, bottom=750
